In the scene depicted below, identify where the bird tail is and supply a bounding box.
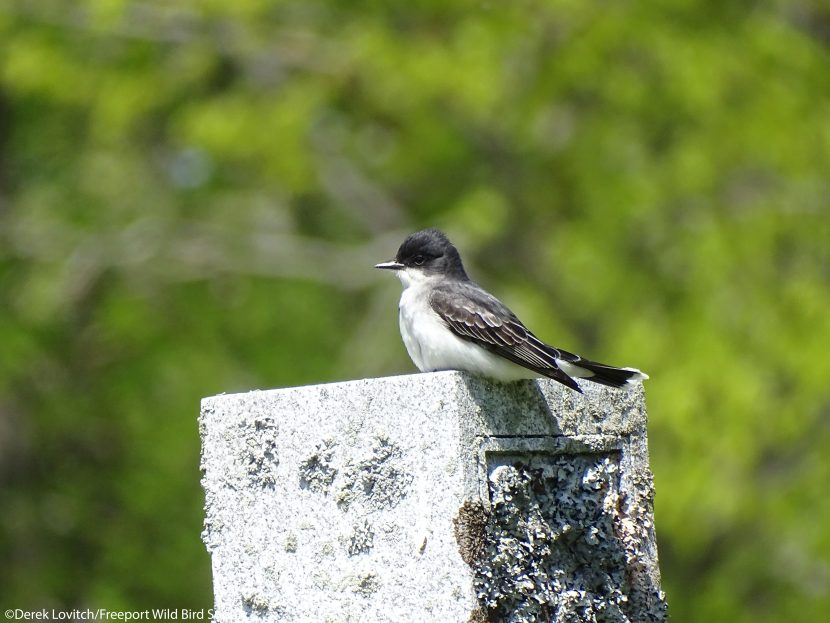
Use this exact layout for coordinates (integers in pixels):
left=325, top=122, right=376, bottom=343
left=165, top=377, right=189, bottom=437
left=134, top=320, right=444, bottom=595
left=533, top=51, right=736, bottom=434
left=556, top=349, right=649, bottom=389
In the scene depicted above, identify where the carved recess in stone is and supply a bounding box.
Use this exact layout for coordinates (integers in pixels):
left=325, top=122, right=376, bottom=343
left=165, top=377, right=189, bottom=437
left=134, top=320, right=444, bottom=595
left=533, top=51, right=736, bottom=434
left=456, top=436, right=666, bottom=623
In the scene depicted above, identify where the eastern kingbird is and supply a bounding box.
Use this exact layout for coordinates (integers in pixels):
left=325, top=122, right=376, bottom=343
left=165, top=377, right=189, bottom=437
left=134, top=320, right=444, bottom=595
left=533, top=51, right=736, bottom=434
left=376, top=228, right=648, bottom=393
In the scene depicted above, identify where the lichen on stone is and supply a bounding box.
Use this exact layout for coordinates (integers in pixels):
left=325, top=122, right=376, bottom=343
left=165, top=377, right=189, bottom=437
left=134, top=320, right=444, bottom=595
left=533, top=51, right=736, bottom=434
left=284, top=533, right=298, bottom=553
left=347, top=519, right=375, bottom=556
left=243, top=416, right=280, bottom=488
left=469, top=452, right=665, bottom=623
left=336, top=435, right=413, bottom=511
left=241, top=590, right=270, bottom=614
left=298, top=438, right=338, bottom=494
left=349, top=572, right=379, bottom=596
left=454, top=499, right=489, bottom=566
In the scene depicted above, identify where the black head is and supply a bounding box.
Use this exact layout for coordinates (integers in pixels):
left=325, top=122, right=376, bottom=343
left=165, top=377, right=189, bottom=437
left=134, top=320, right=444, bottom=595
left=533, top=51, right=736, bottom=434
left=376, top=228, right=468, bottom=280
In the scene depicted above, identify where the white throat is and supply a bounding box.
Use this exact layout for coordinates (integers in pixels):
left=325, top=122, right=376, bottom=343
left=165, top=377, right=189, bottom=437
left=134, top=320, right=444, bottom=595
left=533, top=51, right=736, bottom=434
left=395, top=266, right=434, bottom=289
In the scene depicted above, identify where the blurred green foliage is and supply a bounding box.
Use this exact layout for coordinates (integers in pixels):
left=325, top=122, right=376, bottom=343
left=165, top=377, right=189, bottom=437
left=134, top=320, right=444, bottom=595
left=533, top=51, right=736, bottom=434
left=1, top=0, right=829, bottom=620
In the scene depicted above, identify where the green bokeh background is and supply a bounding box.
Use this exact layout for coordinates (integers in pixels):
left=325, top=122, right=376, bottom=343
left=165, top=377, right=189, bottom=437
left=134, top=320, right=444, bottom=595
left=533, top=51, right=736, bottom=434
left=2, top=1, right=829, bottom=620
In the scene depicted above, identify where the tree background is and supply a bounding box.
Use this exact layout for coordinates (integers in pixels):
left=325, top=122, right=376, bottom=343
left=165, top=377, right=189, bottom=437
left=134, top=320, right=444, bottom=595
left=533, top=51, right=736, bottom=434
left=1, top=1, right=829, bottom=621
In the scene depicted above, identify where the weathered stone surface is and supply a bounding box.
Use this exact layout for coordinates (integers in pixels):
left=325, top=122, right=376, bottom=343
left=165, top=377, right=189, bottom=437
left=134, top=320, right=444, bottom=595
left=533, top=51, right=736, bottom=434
left=200, top=371, right=667, bottom=622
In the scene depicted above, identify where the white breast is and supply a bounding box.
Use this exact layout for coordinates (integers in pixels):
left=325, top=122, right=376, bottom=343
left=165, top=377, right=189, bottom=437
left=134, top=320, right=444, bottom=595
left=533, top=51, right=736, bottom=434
left=395, top=271, right=534, bottom=381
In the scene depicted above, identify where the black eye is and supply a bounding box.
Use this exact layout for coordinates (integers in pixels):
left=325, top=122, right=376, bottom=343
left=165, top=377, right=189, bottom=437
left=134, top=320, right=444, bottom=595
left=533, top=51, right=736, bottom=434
left=413, top=255, right=425, bottom=266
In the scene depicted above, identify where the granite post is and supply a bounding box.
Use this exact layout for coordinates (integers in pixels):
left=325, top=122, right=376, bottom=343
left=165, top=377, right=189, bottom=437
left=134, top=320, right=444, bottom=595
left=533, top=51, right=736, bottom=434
left=199, top=371, right=667, bottom=622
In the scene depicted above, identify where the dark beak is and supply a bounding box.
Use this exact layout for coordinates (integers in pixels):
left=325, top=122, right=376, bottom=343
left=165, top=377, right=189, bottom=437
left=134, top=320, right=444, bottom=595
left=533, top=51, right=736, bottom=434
left=375, top=260, right=404, bottom=270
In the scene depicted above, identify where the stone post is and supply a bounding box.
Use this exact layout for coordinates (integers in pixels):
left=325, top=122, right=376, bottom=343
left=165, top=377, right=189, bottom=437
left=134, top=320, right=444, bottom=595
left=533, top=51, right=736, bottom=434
left=199, top=371, right=667, bottom=622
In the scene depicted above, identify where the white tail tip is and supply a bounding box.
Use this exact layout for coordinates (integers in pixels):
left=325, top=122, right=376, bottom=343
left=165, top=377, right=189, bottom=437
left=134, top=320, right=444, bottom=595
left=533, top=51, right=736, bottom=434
left=623, top=367, right=649, bottom=383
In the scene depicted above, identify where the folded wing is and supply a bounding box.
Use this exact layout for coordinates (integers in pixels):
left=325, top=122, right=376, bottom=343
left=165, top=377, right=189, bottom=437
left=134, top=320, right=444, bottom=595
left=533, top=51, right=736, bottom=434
left=429, top=283, right=583, bottom=392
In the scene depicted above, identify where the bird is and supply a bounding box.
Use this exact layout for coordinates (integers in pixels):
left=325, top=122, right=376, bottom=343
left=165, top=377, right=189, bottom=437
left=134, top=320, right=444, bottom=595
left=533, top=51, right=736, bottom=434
left=375, top=228, right=648, bottom=393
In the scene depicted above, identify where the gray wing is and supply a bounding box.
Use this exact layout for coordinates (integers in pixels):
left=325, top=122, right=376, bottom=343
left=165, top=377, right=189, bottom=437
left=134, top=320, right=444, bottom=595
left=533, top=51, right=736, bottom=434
left=429, top=283, right=582, bottom=392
